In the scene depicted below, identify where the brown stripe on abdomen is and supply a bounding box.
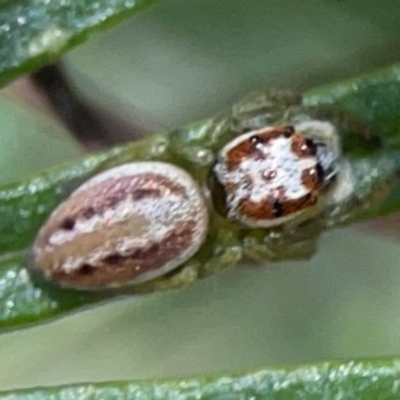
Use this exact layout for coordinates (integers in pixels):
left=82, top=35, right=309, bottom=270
left=51, top=220, right=196, bottom=289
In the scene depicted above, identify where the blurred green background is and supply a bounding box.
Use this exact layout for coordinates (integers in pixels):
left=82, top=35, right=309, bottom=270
left=1, top=0, right=400, bottom=391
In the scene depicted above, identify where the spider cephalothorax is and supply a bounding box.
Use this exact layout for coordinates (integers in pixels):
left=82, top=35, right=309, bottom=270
left=210, top=121, right=341, bottom=228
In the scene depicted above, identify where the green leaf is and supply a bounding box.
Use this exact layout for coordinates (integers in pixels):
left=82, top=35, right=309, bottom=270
left=0, top=0, right=162, bottom=88
left=2, top=359, right=400, bottom=399
left=304, top=63, right=400, bottom=219
left=0, top=252, right=101, bottom=330
left=1, top=64, right=400, bottom=332
left=304, top=64, right=400, bottom=143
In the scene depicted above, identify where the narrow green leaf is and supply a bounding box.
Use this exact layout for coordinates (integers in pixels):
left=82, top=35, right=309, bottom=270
left=304, top=63, right=400, bottom=144
left=0, top=64, right=400, bottom=332
left=2, top=359, right=400, bottom=399
left=304, top=63, right=400, bottom=218
left=0, top=0, right=162, bottom=88
left=0, top=252, right=100, bottom=330
left=2, top=65, right=400, bottom=254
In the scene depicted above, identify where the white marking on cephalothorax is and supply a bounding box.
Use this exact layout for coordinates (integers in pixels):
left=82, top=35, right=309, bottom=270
left=216, top=133, right=316, bottom=220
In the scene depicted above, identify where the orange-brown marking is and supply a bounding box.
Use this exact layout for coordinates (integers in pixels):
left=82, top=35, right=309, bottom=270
left=225, top=127, right=286, bottom=170
left=291, top=134, right=316, bottom=158
left=239, top=192, right=318, bottom=220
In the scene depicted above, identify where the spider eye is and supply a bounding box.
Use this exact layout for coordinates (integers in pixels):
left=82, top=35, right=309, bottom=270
left=249, top=135, right=263, bottom=145
left=283, top=126, right=295, bottom=137
left=305, top=138, right=317, bottom=156
left=315, top=163, right=325, bottom=183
